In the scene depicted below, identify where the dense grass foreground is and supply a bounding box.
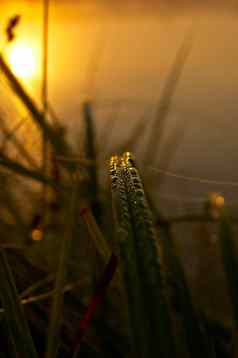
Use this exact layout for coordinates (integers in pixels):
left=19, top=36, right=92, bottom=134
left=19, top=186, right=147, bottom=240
left=0, top=149, right=237, bottom=357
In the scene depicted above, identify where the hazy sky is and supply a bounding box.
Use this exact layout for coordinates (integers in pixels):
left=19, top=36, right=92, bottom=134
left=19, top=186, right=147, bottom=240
left=1, top=1, right=238, bottom=207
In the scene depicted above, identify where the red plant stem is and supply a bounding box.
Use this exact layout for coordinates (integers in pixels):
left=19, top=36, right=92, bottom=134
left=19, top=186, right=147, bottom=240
left=73, top=253, right=118, bottom=356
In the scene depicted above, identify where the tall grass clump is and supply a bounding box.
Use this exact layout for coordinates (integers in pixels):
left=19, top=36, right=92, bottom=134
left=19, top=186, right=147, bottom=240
left=110, top=152, right=176, bottom=357
left=110, top=155, right=150, bottom=357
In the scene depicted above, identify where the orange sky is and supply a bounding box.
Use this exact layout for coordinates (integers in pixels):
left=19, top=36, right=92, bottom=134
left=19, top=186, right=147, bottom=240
left=1, top=2, right=238, bottom=203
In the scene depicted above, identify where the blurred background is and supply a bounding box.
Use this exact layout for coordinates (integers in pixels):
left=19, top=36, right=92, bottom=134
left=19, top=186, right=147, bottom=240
left=1, top=1, right=238, bottom=210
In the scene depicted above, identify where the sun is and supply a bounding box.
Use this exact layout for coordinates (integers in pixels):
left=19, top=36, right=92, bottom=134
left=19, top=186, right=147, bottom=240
left=8, top=45, right=36, bottom=79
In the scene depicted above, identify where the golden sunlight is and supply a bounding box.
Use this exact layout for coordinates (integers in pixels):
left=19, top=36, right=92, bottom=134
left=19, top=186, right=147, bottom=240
left=8, top=44, right=36, bottom=79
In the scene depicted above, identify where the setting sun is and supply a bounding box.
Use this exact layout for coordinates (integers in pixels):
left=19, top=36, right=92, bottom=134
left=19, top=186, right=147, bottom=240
left=8, top=45, right=36, bottom=79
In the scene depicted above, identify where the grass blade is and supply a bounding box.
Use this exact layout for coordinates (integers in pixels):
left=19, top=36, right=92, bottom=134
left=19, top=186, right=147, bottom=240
left=144, top=30, right=193, bottom=165
left=0, top=172, right=27, bottom=235
left=110, top=155, right=150, bottom=358
left=80, top=206, right=111, bottom=261
left=0, top=249, right=38, bottom=358
left=0, top=152, right=68, bottom=190
left=72, top=254, right=118, bottom=358
left=0, top=55, right=75, bottom=172
left=122, top=152, right=176, bottom=357
left=159, top=221, right=216, bottom=357
left=0, top=115, right=39, bottom=169
left=21, top=278, right=85, bottom=306
left=83, top=101, right=101, bottom=222
left=19, top=274, right=55, bottom=299
left=218, top=209, right=238, bottom=330
left=45, top=178, right=78, bottom=358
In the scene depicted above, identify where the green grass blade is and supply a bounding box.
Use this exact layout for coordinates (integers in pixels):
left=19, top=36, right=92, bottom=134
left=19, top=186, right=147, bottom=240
left=160, top=222, right=216, bottom=357
left=80, top=207, right=111, bottom=262
left=0, top=249, right=38, bottom=358
left=0, top=55, right=71, bottom=158
left=122, top=152, right=176, bottom=358
left=0, top=152, right=68, bottom=190
left=110, top=155, right=150, bottom=358
left=19, top=274, right=55, bottom=299
left=83, top=101, right=101, bottom=222
left=0, top=115, right=39, bottom=169
left=0, top=172, right=27, bottom=236
left=219, top=209, right=238, bottom=329
left=45, top=179, right=78, bottom=358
